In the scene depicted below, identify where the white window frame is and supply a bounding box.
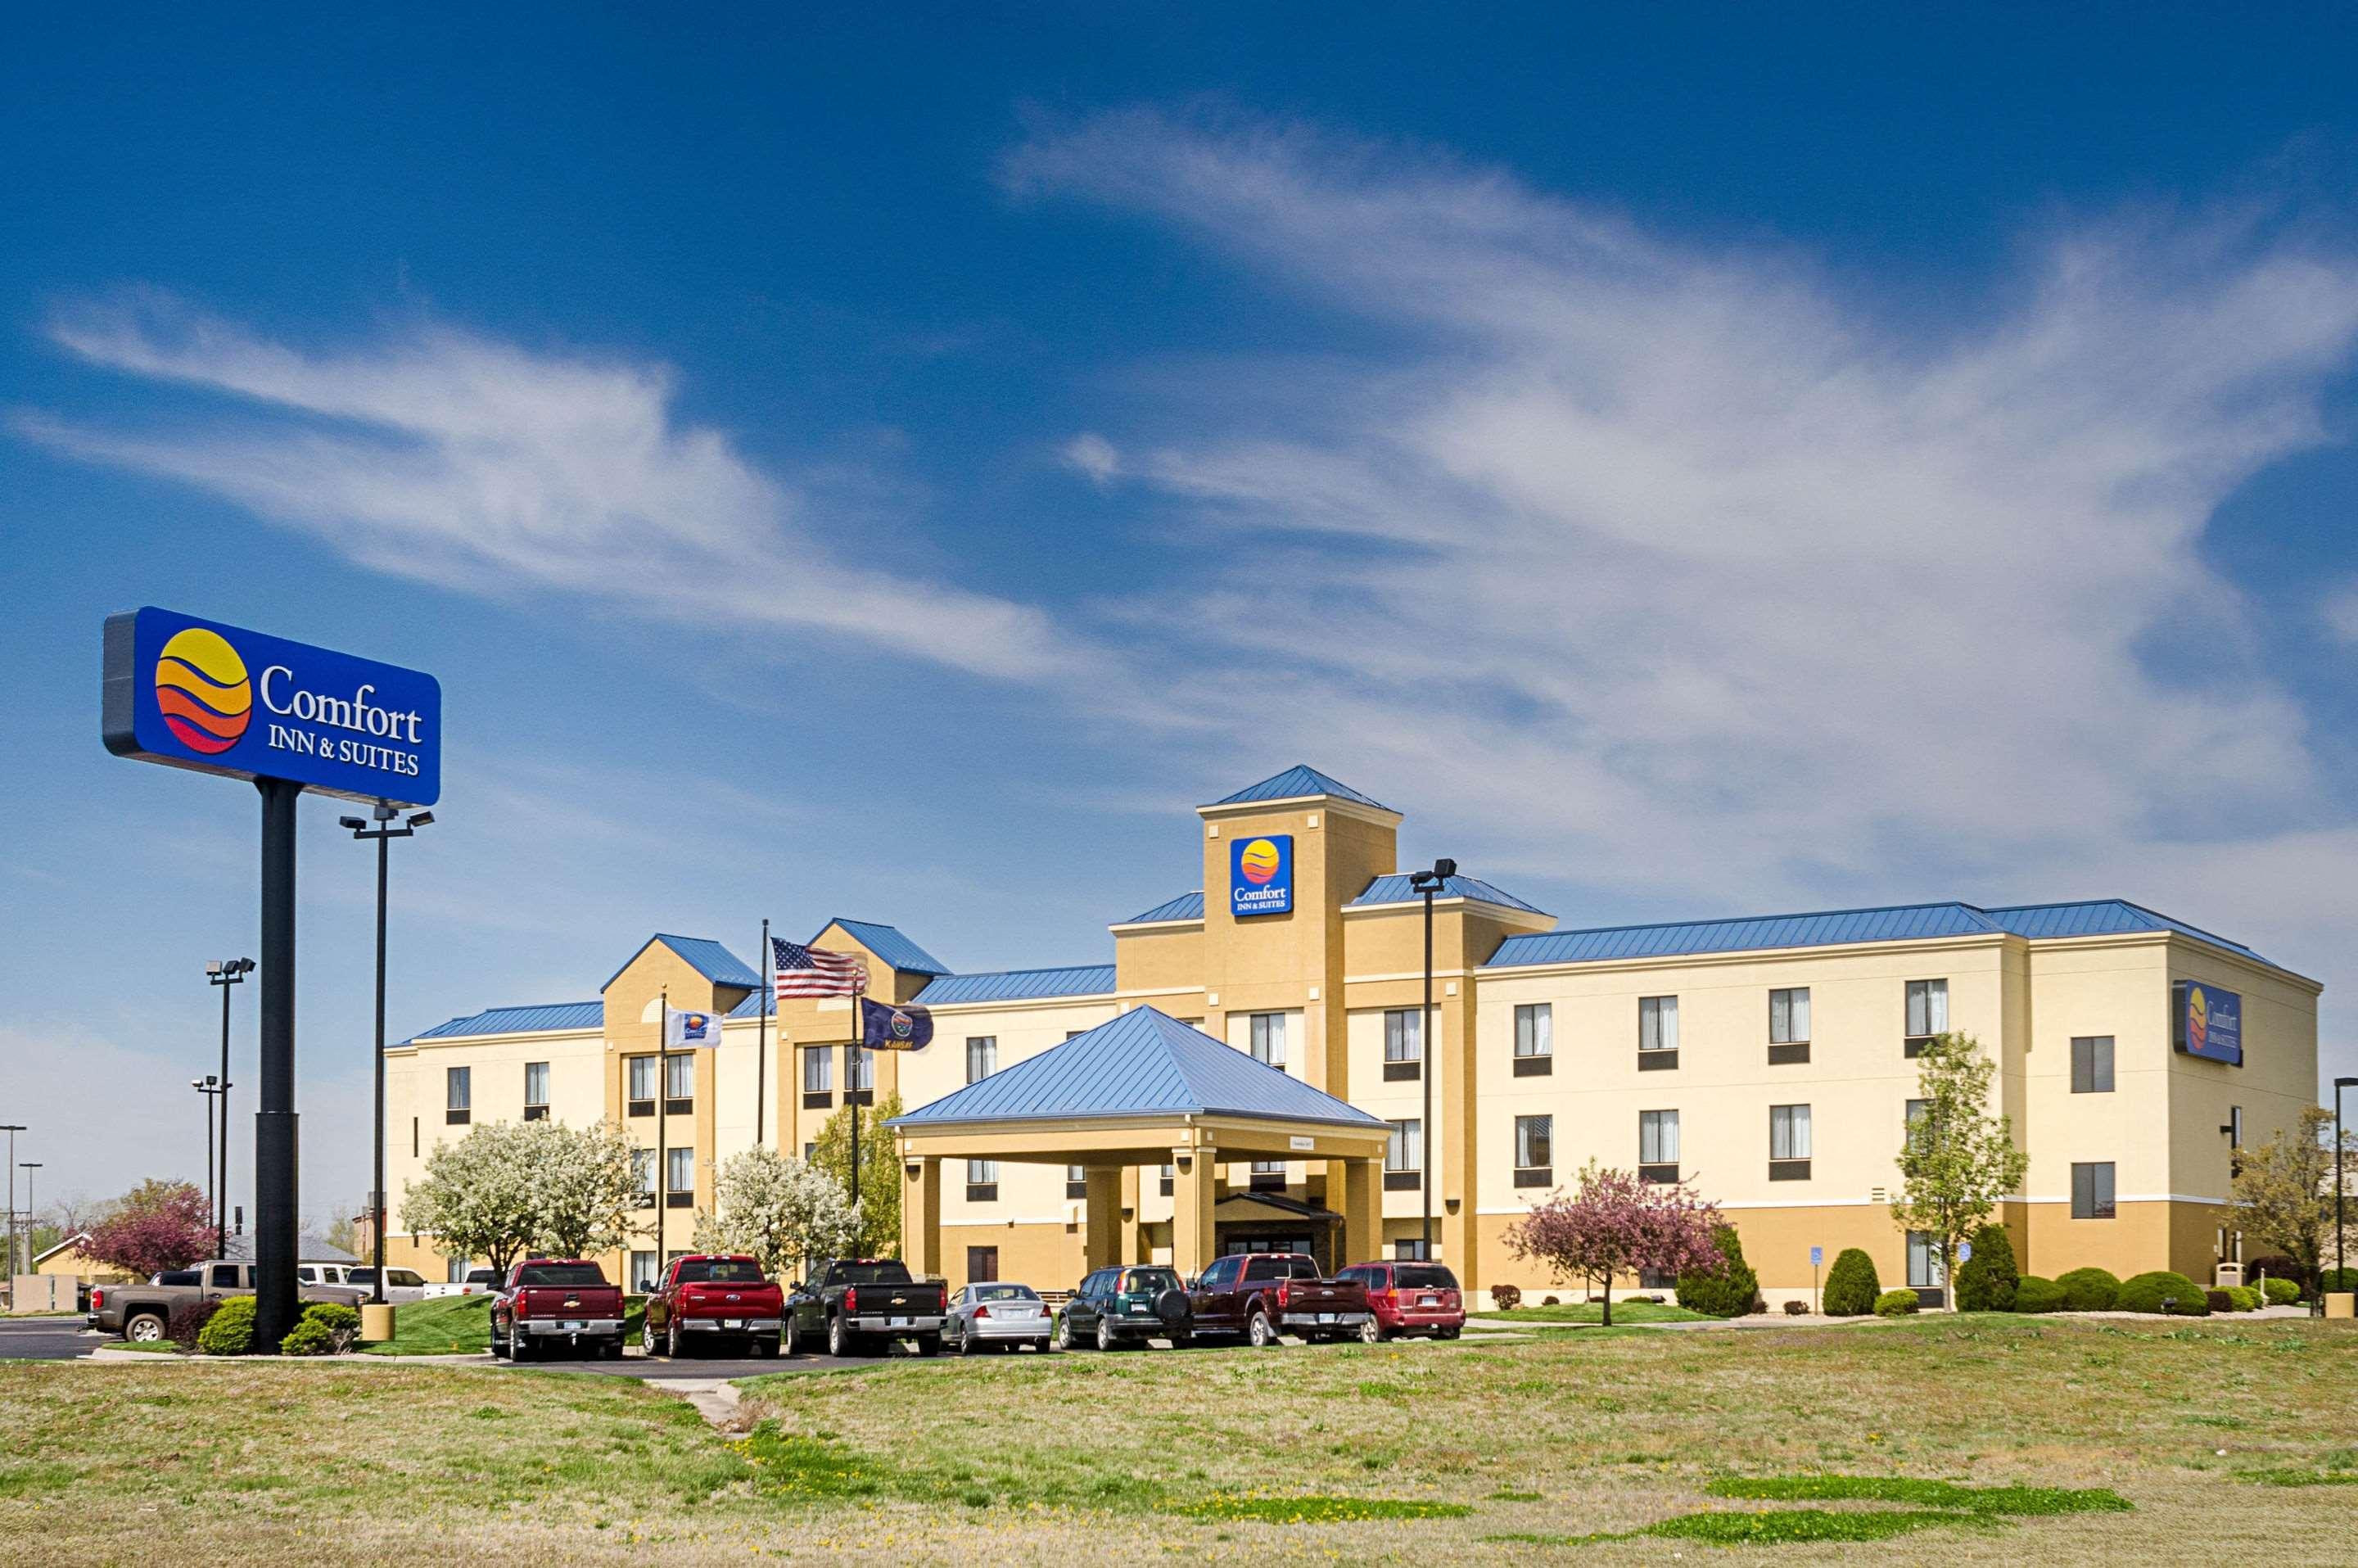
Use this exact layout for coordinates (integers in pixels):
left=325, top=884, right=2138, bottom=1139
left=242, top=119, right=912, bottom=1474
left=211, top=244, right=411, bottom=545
left=1769, top=987, right=1811, bottom=1045
left=1514, top=1003, right=1552, bottom=1058
left=1639, top=996, right=1678, bottom=1053
left=803, top=1048, right=832, bottom=1094
left=1515, top=1114, right=1552, bottom=1170
left=1770, top=1103, right=1812, bottom=1160
left=445, top=1064, right=470, bottom=1112
left=966, top=1036, right=997, bottom=1084
left=1906, top=978, right=1949, bottom=1039
left=1383, top=1009, right=1422, bottom=1062
left=1639, top=1109, right=1680, bottom=1166
left=628, top=1055, right=658, bottom=1102
left=523, top=1060, right=549, bottom=1108
left=1249, top=1012, right=1287, bottom=1069
left=1386, top=1118, right=1423, bottom=1173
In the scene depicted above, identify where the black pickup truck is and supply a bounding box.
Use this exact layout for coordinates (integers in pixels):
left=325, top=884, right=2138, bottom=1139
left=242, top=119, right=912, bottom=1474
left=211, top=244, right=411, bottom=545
left=786, top=1258, right=948, bottom=1358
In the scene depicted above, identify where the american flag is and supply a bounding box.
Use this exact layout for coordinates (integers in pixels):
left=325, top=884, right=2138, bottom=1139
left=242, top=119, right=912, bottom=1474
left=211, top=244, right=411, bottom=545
left=772, top=937, right=867, bottom=999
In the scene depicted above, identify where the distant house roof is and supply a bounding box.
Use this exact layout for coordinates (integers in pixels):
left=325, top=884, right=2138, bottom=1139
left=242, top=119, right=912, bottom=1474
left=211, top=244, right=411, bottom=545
left=1349, top=872, right=1549, bottom=916
left=32, top=1232, right=94, bottom=1268
left=1485, top=897, right=2273, bottom=969
left=1209, top=766, right=1393, bottom=812
left=1118, top=891, right=1205, bottom=925
left=601, top=934, right=760, bottom=993
left=891, top=1006, right=1387, bottom=1130
left=824, top=919, right=952, bottom=976
left=405, top=1000, right=605, bottom=1043
left=914, top=965, right=1118, bottom=1005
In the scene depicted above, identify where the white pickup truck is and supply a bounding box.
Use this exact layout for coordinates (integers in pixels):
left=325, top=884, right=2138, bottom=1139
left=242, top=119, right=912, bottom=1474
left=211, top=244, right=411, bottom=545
left=420, top=1266, right=504, bottom=1299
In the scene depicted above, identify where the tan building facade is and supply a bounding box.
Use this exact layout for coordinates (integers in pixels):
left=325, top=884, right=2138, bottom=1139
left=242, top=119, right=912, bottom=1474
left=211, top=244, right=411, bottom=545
left=382, top=766, right=2322, bottom=1304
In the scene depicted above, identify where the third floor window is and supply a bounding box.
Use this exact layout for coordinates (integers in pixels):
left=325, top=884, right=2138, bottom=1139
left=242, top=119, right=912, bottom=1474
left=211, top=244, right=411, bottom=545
left=1249, top=1013, right=1286, bottom=1069
left=966, top=1036, right=997, bottom=1084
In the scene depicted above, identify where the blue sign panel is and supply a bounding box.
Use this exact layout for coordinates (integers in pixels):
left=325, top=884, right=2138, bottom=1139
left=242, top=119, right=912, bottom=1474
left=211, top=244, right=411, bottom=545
left=1229, top=833, right=1294, bottom=918
left=2173, top=981, right=2243, bottom=1066
left=103, top=607, right=441, bottom=807
left=1809, top=1246, right=1823, bottom=1268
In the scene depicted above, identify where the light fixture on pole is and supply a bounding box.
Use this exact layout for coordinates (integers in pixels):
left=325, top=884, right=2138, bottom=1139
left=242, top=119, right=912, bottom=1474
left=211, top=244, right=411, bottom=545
left=1406, top=857, right=1457, bottom=1259
left=340, top=804, right=433, bottom=1305
left=192, top=1077, right=224, bottom=1227
left=2336, top=1077, right=2356, bottom=1313
left=1, top=1125, right=23, bottom=1291
left=206, top=957, right=253, bottom=1258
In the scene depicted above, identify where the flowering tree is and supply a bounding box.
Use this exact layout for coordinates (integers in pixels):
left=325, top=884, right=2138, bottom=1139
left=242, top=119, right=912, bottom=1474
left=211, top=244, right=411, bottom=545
left=1891, top=1033, right=2029, bottom=1310
left=691, top=1148, right=862, bottom=1281
left=399, top=1121, right=543, bottom=1280
left=1504, top=1161, right=1726, bottom=1325
left=2233, top=1107, right=2357, bottom=1286
left=526, top=1118, right=642, bottom=1260
left=82, top=1179, right=214, bottom=1277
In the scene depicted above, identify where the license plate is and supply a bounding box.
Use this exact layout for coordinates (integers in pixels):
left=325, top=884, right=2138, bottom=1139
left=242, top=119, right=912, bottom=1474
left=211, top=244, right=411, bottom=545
left=889, top=1315, right=910, bottom=1328
left=1419, top=1296, right=1439, bottom=1306
left=723, top=1317, right=743, bottom=1329
left=562, top=1320, right=585, bottom=1331
left=1317, top=1312, right=1335, bottom=1323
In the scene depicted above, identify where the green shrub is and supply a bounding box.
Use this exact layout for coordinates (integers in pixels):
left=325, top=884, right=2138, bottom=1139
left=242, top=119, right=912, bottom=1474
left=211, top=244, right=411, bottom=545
left=1488, top=1284, right=1522, bottom=1310
left=1872, top=1289, right=1920, bottom=1317
left=301, top=1302, right=361, bottom=1335
left=2116, top=1270, right=2210, bottom=1316
left=1676, top=1226, right=1761, bottom=1317
left=1953, top=1222, right=2019, bottom=1312
left=2320, top=1268, right=2358, bottom=1295
left=1821, top=1248, right=1881, bottom=1316
left=2248, top=1254, right=2306, bottom=1294
left=279, top=1301, right=361, bottom=1355
left=2224, top=1286, right=2260, bottom=1313
left=196, top=1295, right=258, bottom=1355
left=2055, top=1266, right=2121, bottom=1312
left=278, top=1319, right=337, bottom=1355
left=2012, top=1275, right=2064, bottom=1313
left=2261, top=1277, right=2301, bottom=1307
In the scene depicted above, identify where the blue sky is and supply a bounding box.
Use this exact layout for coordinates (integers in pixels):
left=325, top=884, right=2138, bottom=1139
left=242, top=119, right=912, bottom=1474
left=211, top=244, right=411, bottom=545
left=6, top=5, right=2357, bottom=1227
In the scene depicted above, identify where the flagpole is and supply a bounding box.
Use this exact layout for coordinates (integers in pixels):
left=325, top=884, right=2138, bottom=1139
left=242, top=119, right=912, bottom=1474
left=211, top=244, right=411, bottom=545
left=655, top=987, right=667, bottom=1281
left=849, top=970, right=865, bottom=1222
left=756, top=919, right=769, bottom=1150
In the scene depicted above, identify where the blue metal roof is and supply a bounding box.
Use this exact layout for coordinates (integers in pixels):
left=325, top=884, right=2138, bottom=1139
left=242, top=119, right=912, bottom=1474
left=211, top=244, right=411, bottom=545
left=913, top=964, right=1118, bottom=1005
left=891, top=1006, right=1387, bottom=1130
left=726, top=988, right=773, bottom=1019
left=1118, top=891, right=1205, bottom=924
left=1350, top=873, right=1550, bottom=916
left=824, top=919, right=951, bottom=976
left=405, top=1000, right=604, bottom=1043
left=1210, top=766, right=1393, bottom=812
left=601, top=934, right=760, bottom=993
left=1486, top=902, right=2004, bottom=969
left=1983, top=900, right=2270, bottom=964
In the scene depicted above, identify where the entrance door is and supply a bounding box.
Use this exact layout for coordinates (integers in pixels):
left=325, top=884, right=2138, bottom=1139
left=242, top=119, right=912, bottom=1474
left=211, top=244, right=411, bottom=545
left=1906, top=1231, right=1945, bottom=1308
left=967, top=1247, right=1000, bottom=1285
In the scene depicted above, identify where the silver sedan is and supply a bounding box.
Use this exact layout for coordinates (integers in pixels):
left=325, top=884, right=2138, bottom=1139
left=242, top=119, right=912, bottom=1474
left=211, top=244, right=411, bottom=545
left=944, top=1282, right=1055, bottom=1353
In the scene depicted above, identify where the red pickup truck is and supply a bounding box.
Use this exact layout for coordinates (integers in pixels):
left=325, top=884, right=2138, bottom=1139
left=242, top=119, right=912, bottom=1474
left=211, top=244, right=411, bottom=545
left=1186, top=1252, right=1372, bottom=1347
left=490, top=1259, right=626, bottom=1361
left=641, top=1254, right=785, bottom=1358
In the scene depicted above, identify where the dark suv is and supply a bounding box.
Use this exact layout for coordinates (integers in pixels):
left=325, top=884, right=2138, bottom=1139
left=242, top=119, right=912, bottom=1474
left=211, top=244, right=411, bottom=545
left=1335, top=1261, right=1466, bottom=1341
left=1057, top=1265, right=1191, bottom=1350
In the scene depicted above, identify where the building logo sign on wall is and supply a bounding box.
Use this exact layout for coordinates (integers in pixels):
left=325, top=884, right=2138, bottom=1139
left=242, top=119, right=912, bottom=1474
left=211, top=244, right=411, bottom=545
left=104, top=607, right=441, bottom=808
left=1230, top=834, right=1294, bottom=917
left=2173, top=981, right=2243, bottom=1066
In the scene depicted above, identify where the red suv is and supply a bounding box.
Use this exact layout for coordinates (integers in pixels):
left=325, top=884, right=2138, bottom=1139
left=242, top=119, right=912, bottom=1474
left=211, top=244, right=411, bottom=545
left=1335, top=1261, right=1465, bottom=1342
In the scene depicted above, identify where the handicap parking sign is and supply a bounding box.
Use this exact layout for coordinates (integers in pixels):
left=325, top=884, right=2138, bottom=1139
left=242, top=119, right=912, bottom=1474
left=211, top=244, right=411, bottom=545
left=1809, top=1245, right=1823, bottom=1268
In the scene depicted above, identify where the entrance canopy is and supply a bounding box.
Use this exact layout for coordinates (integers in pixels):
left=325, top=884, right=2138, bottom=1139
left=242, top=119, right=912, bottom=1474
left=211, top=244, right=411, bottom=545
left=888, top=1006, right=1389, bottom=1277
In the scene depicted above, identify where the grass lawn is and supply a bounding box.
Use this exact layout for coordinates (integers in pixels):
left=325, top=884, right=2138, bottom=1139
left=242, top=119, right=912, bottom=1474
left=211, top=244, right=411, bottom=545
left=359, top=1294, right=647, bottom=1356
left=4, top=1314, right=2353, bottom=1562
left=1481, top=1299, right=1714, bottom=1324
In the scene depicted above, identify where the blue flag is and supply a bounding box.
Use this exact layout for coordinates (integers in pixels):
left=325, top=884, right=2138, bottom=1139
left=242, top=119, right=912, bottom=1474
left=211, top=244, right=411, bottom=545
left=861, top=996, right=933, bottom=1051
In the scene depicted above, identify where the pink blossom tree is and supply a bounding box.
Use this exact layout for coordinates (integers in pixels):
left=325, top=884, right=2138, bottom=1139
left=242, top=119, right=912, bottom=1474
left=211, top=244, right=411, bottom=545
left=1504, top=1161, right=1726, bottom=1326
left=83, top=1179, right=215, bottom=1278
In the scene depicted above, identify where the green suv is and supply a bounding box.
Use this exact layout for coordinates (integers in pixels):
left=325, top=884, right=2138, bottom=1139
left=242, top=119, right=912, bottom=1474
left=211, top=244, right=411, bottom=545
left=1057, top=1265, right=1192, bottom=1350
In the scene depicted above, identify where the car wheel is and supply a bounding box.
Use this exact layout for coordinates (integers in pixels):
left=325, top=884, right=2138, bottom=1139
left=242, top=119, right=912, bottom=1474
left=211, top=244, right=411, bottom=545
left=828, top=1313, right=852, bottom=1358
left=955, top=1322, right=977, bottom=1355
left=1437, top=1326, right=1462, bottom=1340
left=641, top=1316, right=660, bottom=1356
left=1096, top=1317, right=1117, bottom=1353
left=1246, top=1310, right=1276, bottom=1349
left=490, top=1331, right=507, bottom=1360
left=915, top=1334, right=942, bottom=1358
left=1358, top=1317, right=1385, bottom=1345
left=1168, top=1330, right=1192, bottom=1349
left=512, top=1332, right=535, bottom=1362
left=1056, top=1314, right=1078, bottom=1352
left=749, top=1335, right=775, bottom=1358
left=125, top=1312, right=168, bottom=1344
left=1035, top=1338, right=1053, bottom=1353
left=667, top=1318, right=684, bottom=1359
left=782, top=1316, right=802, bottom=1358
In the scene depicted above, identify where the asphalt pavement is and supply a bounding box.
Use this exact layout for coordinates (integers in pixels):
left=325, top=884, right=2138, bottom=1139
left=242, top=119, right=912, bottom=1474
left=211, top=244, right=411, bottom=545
left=0, top=1317, right=101, bottom=1361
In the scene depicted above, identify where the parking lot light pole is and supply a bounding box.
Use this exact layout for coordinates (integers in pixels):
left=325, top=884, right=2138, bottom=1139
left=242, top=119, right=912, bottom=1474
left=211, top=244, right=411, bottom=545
left=19, top=1164, right=39, bottom=1270
left=192, top=1077, right=222, bottom=1222
left=1407, top=858, right=1456, bottom=1258
left=2, top=1126, right=23, bottom=1289
left=206, top=957, right=253, bottom=1258
left=340, top=805, right=433, bottom=1306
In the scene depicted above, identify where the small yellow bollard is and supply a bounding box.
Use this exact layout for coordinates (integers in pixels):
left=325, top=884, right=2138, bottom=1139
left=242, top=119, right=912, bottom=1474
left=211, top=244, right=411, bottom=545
left=360, top=1302, right=396, bottom=1342
left=2326, top=1292, right=2356, bottom=1321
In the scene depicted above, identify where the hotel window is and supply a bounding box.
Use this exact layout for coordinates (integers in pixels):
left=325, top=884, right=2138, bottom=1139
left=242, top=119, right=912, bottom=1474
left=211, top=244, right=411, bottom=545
left=663, top=1051, right=693, bottom=1113
left=846, top=1045, right=874, bottom=1102
left=1385, top=1118, right=1423, bottom=1190
left=630, top=1250, right=658, bottom=1293
left=445, top=1066, right=471, bottom=1124
left=2071, top=1161, right=2116, bottom=1220
left=1514, top=1114, right=1553, bottom=1186
left=1769, top=1104, right=1812, bottom=1180
left=1394, top=1239, right=1431, bottom=1261
left=802, top=1142, right=816, bottom=1163
left=627, top=1055, right=657, bottom=1116
left=1383, top=1009, right=1421, bottom=1080
left=1249, top=1013, right=1286, bottom=1070
left=1905, top=978, right=1949, bottom=1056
left=1768, top=987, right=1811, bottom=1064
left=666, top=1147, right=694, bottom=1207
left=1249, top=1159, right=1287, bottom=1191
left=802, top=1046, right=832, bottom=1108
left=1638, top=996, right=1678, bottom=1069
left=966, top=1159, right=999, bottom=1203
left=1639, top=1109, right=1680, bottom=1182
left=630, top=1149, right=656, bottom=1207
left=1065, top=1164, right=1088, bottom=1200
left=1158, top=1163, right=1174, bottom=1197
left=1514, top=1003, right=1553, bottom=1076
left=2227, top=1105, right=2243, bottom=1150
left=522, top=1061, right=549, bottom=1120
left=966, top=1036, right=997, bottom=1085
left=2070, top=1036, right=2114, bottom=1094
left=1907, top=1231, right=1945, bottom=1290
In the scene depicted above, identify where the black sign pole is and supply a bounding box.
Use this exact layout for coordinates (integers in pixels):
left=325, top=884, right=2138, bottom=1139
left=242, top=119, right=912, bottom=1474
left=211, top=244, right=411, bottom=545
left=253, top=776, right=301, bottom=1349
left=756, top=920, right=769, bottom=1149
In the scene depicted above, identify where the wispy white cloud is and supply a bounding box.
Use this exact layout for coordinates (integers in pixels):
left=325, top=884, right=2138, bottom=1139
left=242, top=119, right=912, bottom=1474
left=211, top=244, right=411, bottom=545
left=1060, top=431, right=1121, bottom=485
left=19, top=294, right=1074, bottom=681
left=1009, top=108, right=2358, bottom=995
left=2325, top=578, right=2358, bottom=644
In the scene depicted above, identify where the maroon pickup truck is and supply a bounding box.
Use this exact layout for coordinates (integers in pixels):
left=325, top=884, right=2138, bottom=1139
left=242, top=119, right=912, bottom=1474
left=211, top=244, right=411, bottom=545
left=642, top=1254, right=785, bottom=1358
left=490, top=1259, right=626, bottom=1361
left=1186, top=1252, right=1372, bottom=1347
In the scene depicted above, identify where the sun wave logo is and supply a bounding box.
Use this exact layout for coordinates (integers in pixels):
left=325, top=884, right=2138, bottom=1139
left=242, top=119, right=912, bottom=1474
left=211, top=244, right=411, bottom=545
left=1239, top=838, right=1282, bottom=886
left=2186, top=984, right=2208, bottom=1055
left=154, top=627, right=252, bottom=756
